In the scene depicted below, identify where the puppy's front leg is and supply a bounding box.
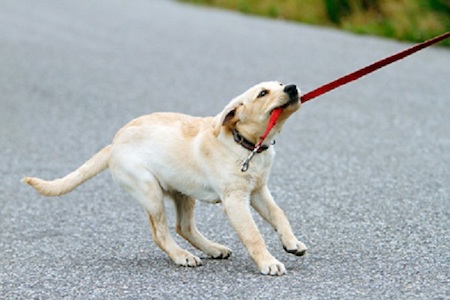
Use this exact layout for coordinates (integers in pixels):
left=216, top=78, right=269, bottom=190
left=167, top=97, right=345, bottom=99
left=251, top=185, right=307, bottom=256
left=222, top=190, right=286, bottom=275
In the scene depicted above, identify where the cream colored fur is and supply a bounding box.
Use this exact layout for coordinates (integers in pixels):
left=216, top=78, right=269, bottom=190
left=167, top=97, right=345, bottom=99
left=23, top=81, right=307, bottom=275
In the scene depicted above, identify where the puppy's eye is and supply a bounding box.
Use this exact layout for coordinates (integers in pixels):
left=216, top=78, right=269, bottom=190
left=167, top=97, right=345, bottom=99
left=257, top=90, right=269, bottom=98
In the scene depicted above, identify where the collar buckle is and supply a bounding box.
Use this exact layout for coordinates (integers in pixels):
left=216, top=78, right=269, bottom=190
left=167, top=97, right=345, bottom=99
left=231, top=129, right=273, bottom=172
left=241, top=146, right=260, bottom=172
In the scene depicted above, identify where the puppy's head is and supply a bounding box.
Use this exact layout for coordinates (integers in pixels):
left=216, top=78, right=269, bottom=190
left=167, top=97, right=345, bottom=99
left=213, top=81, right=301, bottom=144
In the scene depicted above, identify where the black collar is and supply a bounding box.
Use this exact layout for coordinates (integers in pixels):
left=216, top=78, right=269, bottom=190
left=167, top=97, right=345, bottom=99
left=231, top=129, right=270, bottom=153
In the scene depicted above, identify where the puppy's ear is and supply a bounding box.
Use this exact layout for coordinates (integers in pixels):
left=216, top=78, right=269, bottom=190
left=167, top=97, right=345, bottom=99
left=212, top=98, right=242, bottom=136
left=222, top=108, right=237, bottom=127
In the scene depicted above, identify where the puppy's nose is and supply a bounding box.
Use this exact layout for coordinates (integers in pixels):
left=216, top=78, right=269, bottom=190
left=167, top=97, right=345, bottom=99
left=284, top=84, right=298, bottom=98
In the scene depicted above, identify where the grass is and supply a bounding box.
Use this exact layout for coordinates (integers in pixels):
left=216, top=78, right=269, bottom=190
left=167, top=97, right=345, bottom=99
left=180, top=0, right=450, bottom=46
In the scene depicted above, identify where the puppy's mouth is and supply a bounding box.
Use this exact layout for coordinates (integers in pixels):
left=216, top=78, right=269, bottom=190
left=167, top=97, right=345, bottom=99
left=281, top=96, right=300, bottom=109
left=271, top=96, right=300, bottom=114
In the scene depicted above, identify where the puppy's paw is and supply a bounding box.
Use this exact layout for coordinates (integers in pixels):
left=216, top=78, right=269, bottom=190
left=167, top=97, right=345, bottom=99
left=173, top=252, right=203, bottom=267
left=283, top=240, right=307, bottom=257
left=258, top=258, right=286, bottom=276
left=209, top=245, right=232, bottom=259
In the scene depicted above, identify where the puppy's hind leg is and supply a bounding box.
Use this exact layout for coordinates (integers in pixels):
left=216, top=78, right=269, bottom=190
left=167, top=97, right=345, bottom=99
left=173, top=193, right=232, bottom=259
left=116, top=169, right=202, bottom=267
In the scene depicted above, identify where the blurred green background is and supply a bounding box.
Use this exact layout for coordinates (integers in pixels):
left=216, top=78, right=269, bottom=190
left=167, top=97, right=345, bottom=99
left=180, top=0, right=450, bottom=46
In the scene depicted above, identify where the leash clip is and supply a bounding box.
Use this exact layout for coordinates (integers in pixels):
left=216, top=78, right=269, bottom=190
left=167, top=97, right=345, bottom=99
left=241, top=146, right=260, bottom=172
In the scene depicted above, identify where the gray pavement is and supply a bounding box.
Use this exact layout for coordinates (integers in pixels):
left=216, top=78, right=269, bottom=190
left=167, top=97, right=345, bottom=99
left=1, top=0, right=449, bottom=298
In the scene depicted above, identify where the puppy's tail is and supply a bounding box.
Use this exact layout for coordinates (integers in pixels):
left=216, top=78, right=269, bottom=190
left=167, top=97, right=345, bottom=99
left=22, top=145, right=111, bottom=197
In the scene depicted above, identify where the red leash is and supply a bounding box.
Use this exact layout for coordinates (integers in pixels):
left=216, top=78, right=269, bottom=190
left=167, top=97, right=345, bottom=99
left=241, top=107, right=283, bottom=171
left=300, top=31, right=450, bottom=103
left=242, top=31, right=450, bottom=172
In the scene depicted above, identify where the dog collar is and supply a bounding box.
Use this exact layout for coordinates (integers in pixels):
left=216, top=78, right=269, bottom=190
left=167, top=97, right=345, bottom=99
left=231, top=129, right=270, bottom=153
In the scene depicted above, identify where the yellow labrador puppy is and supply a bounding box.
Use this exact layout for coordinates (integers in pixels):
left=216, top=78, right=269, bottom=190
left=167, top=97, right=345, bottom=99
left=23, top=81, right=307, bottom=275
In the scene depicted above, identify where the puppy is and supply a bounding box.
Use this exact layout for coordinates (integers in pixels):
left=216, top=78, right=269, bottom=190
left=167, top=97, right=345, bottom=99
left=23, top=81, right=307, bottom=275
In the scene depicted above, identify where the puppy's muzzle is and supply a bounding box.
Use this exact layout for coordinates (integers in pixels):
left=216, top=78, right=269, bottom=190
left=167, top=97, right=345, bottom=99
left=284, top=84, right=298, bottom=98
left=283, top=84, right=299, bottom=107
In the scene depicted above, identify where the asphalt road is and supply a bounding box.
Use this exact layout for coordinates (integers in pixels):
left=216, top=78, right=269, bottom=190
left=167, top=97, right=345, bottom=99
left=1, top=0, right=449, bottom=298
